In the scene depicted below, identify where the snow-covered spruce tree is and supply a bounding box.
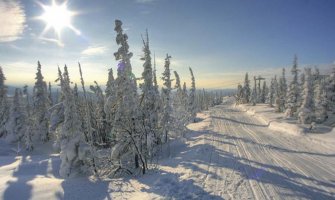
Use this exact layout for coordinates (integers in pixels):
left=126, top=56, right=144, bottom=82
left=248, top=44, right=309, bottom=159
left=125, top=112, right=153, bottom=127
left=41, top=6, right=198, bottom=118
left=0, top=67, right=9, bottom=138
left=105, top=68, right=115, bottom=98
left=22, top=85, right=34, bottom=151
left=314, top=78, right=328, bottom=123
left=268, top=77, right=275, bottom=107
left=260, top=81, right=268, bottom=103
left=326, top=67, right=335, bottom=113
left=32, top=61, right=50, bottom=142
left=153, top=54, right=160, bottom=96
left=111, top=20, right=146, bottom=174
left=251, top=76, right=257, bottom=106
left=236, top=84, right=244, bottom=104
left=78, top=63, right=98, bottom=175
left=183, top=82, right=188, bottom=104
left=139, top=30, right=159, bottom=160
left=6, top=88, right=26, bottom=143
left=298, top=68, right=314, bottom=124
left=188, top=67, right=197, bottom=122
left=59, top=65, right=87, bottom=178
left=274, top=76, right=282, bottom=112
left=172, top=71, right=188, bottom=137
left=160, top=54, right=173, bottom=144
left=104, top=67, right=116, bottom=142
left=278, top=68, right=287, bottom=112
left=48, top=82, right=53, bottom=106
left=285, top=55, right=300, bottom=118
left=243, top=73, right=251, bottom=103
left=49, top=67, right=65, bottom=151
left=90, top=81, right=108, bottom=144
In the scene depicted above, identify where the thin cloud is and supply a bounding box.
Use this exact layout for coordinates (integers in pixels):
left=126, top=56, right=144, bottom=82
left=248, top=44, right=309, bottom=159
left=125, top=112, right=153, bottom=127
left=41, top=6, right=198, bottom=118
left=0, top=0, right=26, bottom=42
left=81, top=46, right=108, bottom=56
left=39, top=37, right=65, bottom=47
left=136, top=0, right=156, bottom=3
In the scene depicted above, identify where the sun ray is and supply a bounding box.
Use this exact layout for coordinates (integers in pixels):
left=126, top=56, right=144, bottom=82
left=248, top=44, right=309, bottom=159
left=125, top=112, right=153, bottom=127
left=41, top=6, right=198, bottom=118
left=35, top=0, right=80, bottom=45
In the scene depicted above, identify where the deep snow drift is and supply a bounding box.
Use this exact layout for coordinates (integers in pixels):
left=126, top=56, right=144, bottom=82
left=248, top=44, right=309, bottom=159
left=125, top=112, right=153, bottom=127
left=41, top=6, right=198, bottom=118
left=1, top=98, right=335, bottom=199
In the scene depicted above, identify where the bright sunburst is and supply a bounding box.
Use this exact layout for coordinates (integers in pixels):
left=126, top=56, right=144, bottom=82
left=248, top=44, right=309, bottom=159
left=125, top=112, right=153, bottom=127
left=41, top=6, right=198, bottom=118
left=37, top=0, right=80, bottom=41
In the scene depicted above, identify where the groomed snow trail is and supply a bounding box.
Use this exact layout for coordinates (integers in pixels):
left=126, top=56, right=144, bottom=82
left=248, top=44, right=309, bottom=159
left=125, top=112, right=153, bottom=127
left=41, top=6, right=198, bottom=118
left=205, top=99, right=335, bottom=200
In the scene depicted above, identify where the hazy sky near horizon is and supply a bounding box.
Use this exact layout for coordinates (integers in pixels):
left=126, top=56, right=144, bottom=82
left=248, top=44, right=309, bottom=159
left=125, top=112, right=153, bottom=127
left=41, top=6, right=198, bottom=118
left=1, top=0, right=335, bottom=89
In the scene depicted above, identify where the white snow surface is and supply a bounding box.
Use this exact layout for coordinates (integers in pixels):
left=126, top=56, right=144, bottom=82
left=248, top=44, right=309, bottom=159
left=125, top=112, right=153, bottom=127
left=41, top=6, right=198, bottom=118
left=1, top=97, right=335, bottom=199
left=237, top=102, right=335, bottom=146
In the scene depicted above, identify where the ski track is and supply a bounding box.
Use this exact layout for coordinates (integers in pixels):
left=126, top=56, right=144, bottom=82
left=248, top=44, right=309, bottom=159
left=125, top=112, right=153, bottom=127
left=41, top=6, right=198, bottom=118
left=205, top=101, right=335, bottom=200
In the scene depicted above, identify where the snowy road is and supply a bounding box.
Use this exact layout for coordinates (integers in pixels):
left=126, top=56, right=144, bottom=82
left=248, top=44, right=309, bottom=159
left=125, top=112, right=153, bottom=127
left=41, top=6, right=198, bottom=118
left=202, top=100, right=335, bottom=199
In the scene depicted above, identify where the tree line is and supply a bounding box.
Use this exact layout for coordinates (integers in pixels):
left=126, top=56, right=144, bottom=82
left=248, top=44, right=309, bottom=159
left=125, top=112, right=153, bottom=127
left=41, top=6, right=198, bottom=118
left=0, top=20, right=224, bottom=178
left=236, top=55, right=334, bottom=125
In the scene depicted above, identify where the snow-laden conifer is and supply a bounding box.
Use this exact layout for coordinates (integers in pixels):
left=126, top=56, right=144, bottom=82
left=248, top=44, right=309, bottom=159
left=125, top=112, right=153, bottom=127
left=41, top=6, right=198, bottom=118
left=314, top=78, right=328, bottom=123
left=160, top=54, right=173, bottom=144
left=285, top=56, right=300, bottom=118
left=139, top=30, right=159, bottom=160
left=6, top=88, right=26, bottom=143
left=172, top=71, right=188, bottom=137
left=278, top=68, right=287, bottom=111
left=32, top=61, right=50, bottom=142
left=268, top=77, right=275, bottom=107
left=243, top=73, right=251, bottom=103
left=59, top=65, right=85, bottom=177
left=326, top=67, right=335, bottom=113
left=111, top=19, right=146, bottom=174
left=188, top=67, right=197, bottom=122
left=298, top=68, right=314, bottom=124
left=0, top=67, right=9, bottom=137
left=22, top=85, right=34, bottom=151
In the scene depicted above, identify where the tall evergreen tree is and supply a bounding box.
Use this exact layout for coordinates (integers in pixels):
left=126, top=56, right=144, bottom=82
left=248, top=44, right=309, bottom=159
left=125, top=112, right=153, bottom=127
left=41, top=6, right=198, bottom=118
left=278, top=68, right=287, bottom=111
left=6, top=88, right=26, bottom=143
left=314, top=78, right=328, bottom=123
left=260, top=81, right=268, bottom=103
left=48, top=82, right=53, bottom=105
left=22, top=85, right=33, bottom=151
left=104, top=67, right=116, bottom=139
left=326, top=67, right=335, bottom=113
left=243, top=73, right=251, bottom=103
left=268, top=77, right=275, bottom=107
left=111, top=20, right=146, bottom=174
left=188, top=67, right=197, bottom=122
left=285, top=55, right=300, bottom=118
left=0, top=67, right=9, bottom=137
left=172, top=71, right=188, bottom=137
left=251, top=76, right=257, bottom=106
left=105, top=68, right=115, bottom=98
left=139, top=30, right=159, bottom=159
left=59, top=65, right=85, bottom=177
left=161, top=54, right=173, bottom=143
left=32, top=61, right=50, bottom=142
left=298, top=68, right=314, bottom=124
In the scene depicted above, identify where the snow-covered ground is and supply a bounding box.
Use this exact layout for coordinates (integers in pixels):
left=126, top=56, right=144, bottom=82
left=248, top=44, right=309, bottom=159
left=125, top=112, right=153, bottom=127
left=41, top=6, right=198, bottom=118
left=237, top=102, right=335, bottom=146
left=1, top=98, right=335, bottom=199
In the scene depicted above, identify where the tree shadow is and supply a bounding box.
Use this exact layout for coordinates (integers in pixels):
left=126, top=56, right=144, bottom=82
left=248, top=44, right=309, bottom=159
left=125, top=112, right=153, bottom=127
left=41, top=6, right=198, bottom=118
left=221, top=133, right=335, bottom=158
left=211, top=116, right=268, bottom=127
left=138, top=169, right=223, bottom=199
left=3, top=155, right=49, bottom=200
left=0, top=156, right=18, bottom=168
left=55, top=177, right=112, bottom=200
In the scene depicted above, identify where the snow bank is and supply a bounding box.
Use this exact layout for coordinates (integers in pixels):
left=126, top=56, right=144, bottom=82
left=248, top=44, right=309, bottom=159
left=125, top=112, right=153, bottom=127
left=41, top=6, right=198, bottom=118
left=237, top=103, right=335, bottom=146
left=237, top=103, right=304, bottom=136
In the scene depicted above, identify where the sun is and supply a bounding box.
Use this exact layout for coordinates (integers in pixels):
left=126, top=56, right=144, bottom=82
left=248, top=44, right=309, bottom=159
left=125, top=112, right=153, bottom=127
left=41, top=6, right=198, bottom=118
left=36, top=0, right=80, bottom=40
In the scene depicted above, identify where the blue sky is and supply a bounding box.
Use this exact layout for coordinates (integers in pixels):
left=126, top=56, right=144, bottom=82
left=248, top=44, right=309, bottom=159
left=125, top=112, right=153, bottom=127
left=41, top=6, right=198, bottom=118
left=1, top=0, right=335, bottom=89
